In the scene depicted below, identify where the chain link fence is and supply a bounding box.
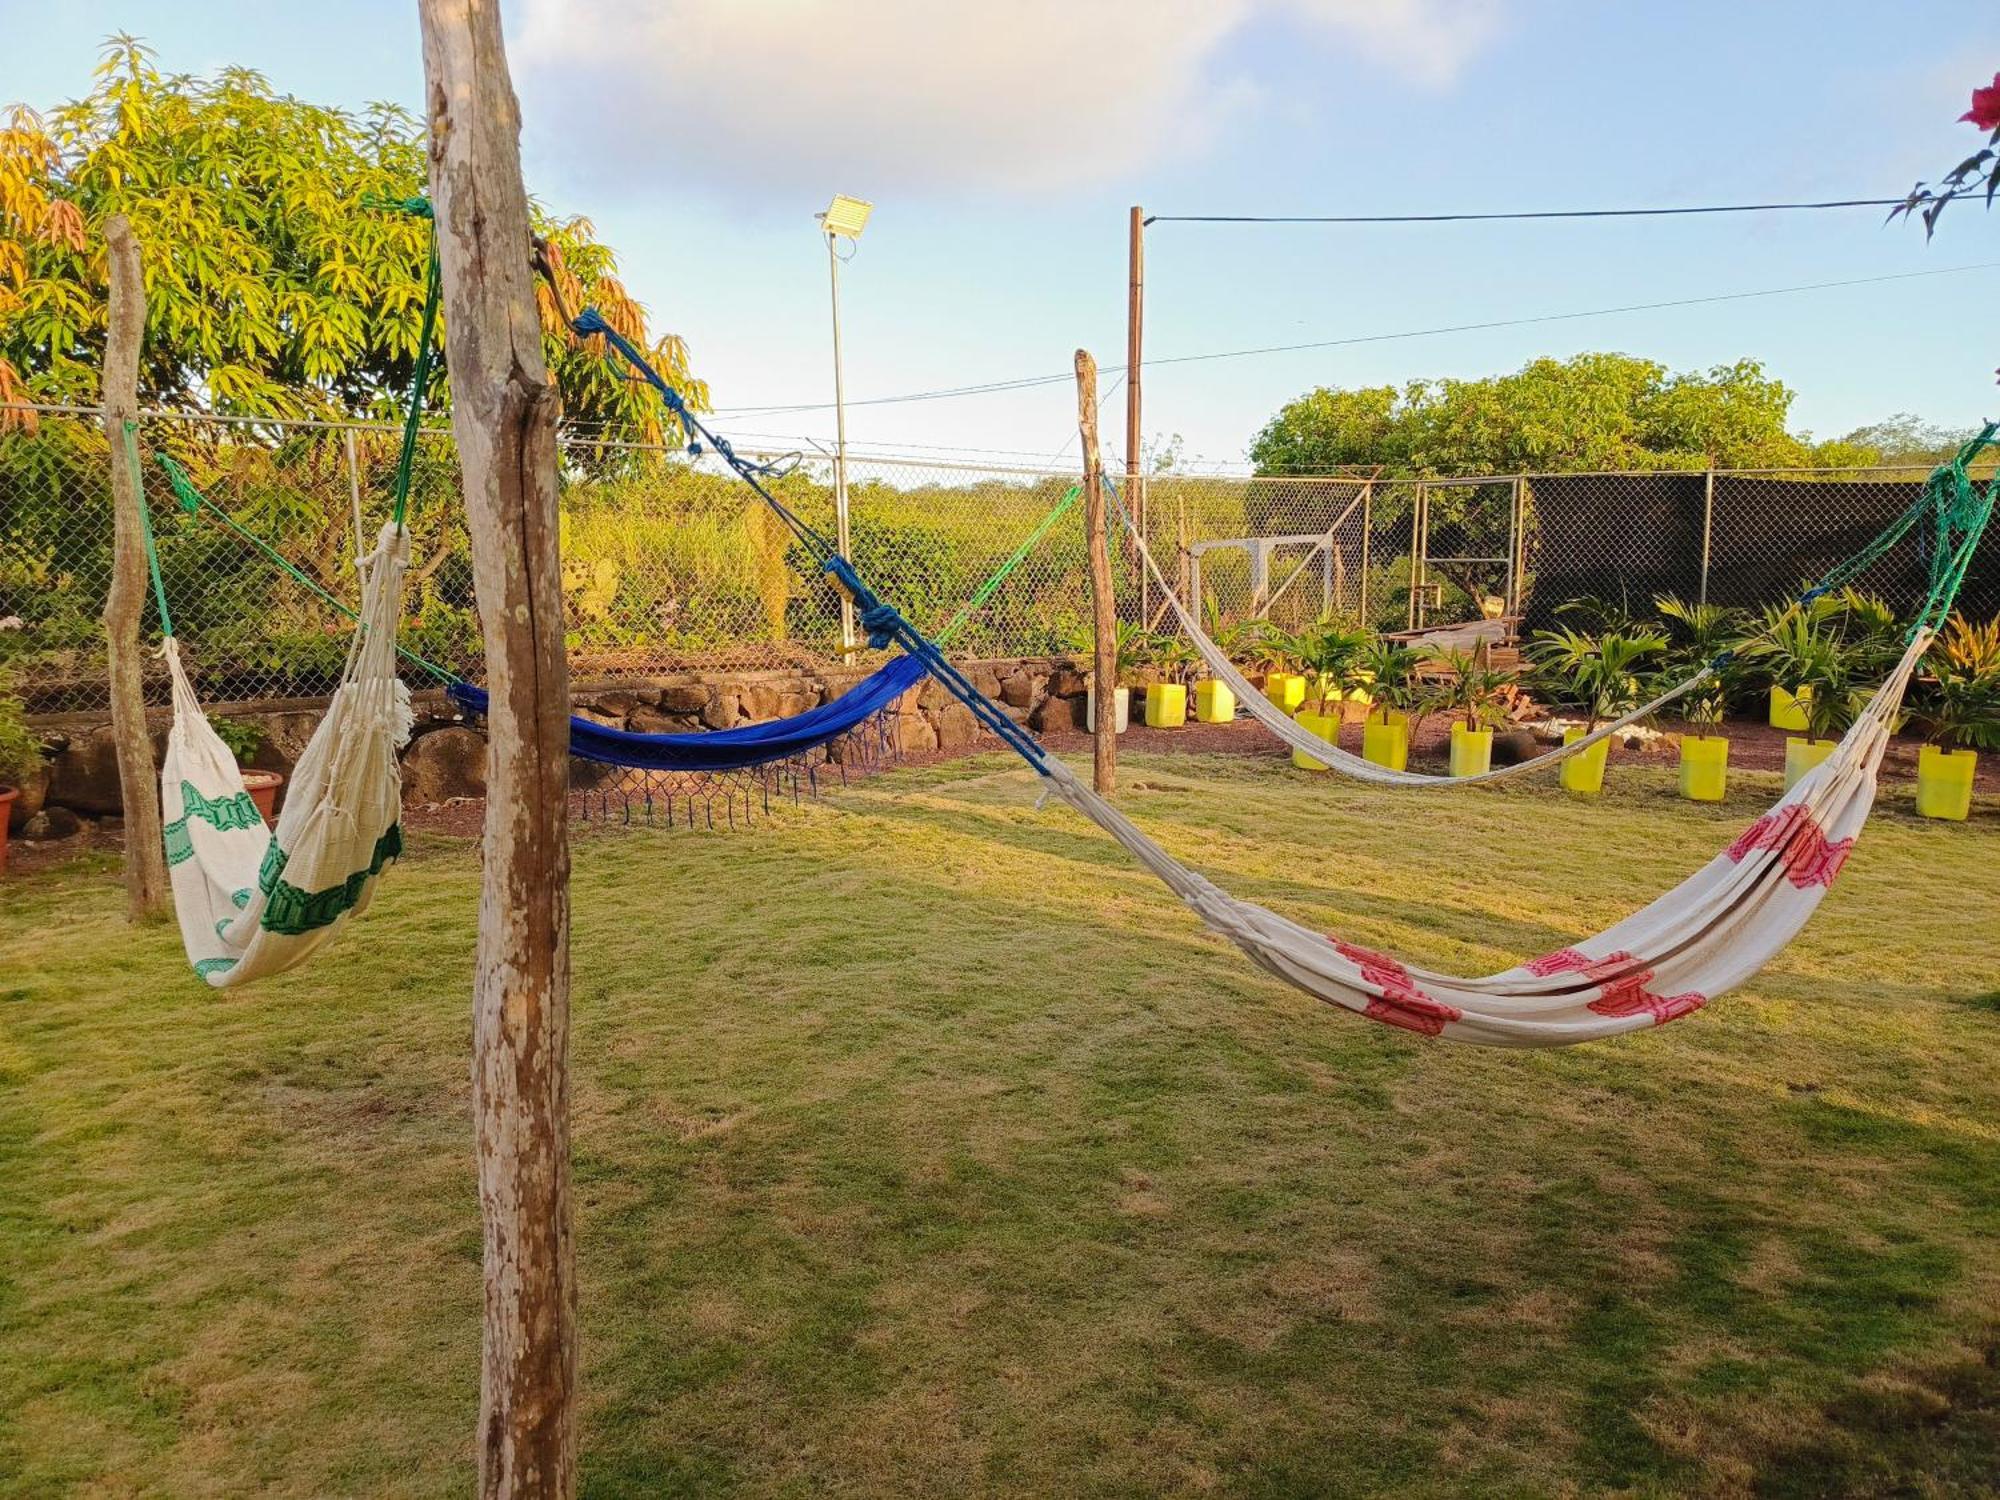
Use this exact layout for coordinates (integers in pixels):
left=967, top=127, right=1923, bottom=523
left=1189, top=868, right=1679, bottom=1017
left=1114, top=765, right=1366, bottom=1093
left=4, top=403, right=1995, bottom=715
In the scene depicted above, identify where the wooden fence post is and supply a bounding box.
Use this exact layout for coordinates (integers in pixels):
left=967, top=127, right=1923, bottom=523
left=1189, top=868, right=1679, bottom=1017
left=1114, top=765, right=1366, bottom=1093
left=100, top=214, right=167, bottom=920
left=1076, top=350, right=1116, bottom=795
left=417, top=3, right=576, bottom=1495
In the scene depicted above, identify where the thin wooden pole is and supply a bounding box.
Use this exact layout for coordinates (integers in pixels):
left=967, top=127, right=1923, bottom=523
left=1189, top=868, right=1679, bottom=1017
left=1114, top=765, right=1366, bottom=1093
left=1077, top=349, right=1116, bottom=795
left=417, top=3, right=575, bottom=1495
left=100, top=214, right=166, bottom=921
left=1125, top=206, right=1145, bottom=623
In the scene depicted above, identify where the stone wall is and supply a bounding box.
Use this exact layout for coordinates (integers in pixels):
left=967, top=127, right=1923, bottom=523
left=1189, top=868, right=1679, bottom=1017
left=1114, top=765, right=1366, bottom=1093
left=15, top=655, right=1095, bottom=835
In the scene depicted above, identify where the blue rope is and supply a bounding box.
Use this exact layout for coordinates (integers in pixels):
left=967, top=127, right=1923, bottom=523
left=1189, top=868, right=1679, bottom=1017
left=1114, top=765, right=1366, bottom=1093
left=576, top=307, right=1051, bottom=774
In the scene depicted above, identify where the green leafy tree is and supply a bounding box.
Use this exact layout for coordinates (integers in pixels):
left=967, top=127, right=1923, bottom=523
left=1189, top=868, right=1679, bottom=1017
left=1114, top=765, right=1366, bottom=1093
left=1249, top=352, right=1863, bottom=477
left=0, top=36, right=703, bottom=437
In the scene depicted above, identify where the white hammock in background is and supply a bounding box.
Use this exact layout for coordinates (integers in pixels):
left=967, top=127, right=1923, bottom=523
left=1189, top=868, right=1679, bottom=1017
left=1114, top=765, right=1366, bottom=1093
left=161, top=522, right=413, bottom=988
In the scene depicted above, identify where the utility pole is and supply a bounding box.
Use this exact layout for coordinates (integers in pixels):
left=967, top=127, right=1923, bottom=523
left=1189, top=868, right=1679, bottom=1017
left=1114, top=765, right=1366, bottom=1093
left=1077, top=350, right=1116, bottom=795
left=827, top=231, right=854, bottom=654
left=418, top=2, right=576, bottom=1494
left=1125, top=206, right=1145, bottom=622
left=100, top=213, right=167, bottom=920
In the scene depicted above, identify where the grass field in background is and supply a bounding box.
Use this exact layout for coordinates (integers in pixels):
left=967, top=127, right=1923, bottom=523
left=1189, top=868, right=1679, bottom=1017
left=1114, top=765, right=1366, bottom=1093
left=2, top=753, right=1997, bottom=1497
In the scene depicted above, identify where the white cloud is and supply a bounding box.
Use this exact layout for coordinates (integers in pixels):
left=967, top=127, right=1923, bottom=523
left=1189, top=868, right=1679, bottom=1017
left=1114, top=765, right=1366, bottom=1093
left=511, top=0, right=1502, bottom=196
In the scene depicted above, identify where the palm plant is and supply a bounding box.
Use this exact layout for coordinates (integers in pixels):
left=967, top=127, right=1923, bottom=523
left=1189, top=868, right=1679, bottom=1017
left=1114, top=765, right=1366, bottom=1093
left=1112, top=620, right=1153, bottom=689
left=1154, top=632, right=1200, bottom=687
left=1934, top=611, right=2000, bottom=679
left=1432, top=648, right=1515, bottom=732
left=1246, top=622, right=1297, bottom=679
left=1919, top=617, right=2000, bottom=750
left=1529, top=627, right=1667, bottom=730
left=1357, top=638, right=1425, bottom=720
left=1291, top=619, right=1371, bottom=719
left=1653, top=593, right=1745, bottom=724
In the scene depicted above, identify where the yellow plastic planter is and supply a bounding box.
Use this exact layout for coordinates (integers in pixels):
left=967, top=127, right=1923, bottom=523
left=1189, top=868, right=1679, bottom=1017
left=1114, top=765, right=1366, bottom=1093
left=1264, top=672, right=1307, bottom=715
left=1193, top=679, right=1235, bottom=724
left=1291, top=708, right=1339, bottom=771
left=1782, top=736, right=1836, bottom=790
left=1769, top=685, right=1811, bottom=731
left=1678, top=735, right=1729, bottom=802
left=1915, top=744, right=1976, bottom=821
left=1145, top=682, right=1188, bottom=729
left=1449, top=724, right=1493, bottom=778
left=1362, top=709, right=1409, bottom=772
left=1559, top=726, right=1610, bottom=794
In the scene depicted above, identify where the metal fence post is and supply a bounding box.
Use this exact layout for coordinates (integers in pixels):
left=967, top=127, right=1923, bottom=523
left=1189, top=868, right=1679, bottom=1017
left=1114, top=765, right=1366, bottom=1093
left=1358, top=481, right=1372, bottom=626
left=1699, top=467, right=1715, bottom=607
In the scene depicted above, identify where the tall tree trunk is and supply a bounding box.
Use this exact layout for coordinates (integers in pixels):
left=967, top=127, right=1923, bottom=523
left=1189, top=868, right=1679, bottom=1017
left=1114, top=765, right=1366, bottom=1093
left=1076, top=350, right=1117, bottom=795
left=100, top=214, right=167, bottom=920
left=417, top=4, right=576, bottom=1495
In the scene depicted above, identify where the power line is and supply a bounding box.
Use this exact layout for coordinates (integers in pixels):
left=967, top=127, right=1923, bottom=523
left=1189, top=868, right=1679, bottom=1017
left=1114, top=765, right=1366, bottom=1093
left=1144, top=194, right=1976, bottom=225
left=710, top=260, right=2000, bottom=419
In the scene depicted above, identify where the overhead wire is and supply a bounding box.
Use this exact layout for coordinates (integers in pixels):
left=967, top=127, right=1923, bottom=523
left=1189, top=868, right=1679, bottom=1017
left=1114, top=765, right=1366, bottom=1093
left=709, top=260, right=2000, bottom=419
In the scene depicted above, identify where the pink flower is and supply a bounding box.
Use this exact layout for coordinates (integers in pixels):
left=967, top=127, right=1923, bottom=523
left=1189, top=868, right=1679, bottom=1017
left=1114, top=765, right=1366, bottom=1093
left=1963, top=73, right=2000, bottom=131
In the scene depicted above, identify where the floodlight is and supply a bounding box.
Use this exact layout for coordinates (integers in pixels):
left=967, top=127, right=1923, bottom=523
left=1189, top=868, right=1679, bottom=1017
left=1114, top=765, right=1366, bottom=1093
left=819, top=194, right=873, bottom=239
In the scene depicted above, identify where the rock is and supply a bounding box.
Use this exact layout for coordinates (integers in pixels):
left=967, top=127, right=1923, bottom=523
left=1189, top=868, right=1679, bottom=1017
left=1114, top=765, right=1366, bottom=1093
left=1046, top=667, right=1087, bottom=699
left=895, top=712, right=938, bottom=756
left=1492, top=729, right=1538, bottom=766
left=6, top=757, right=50, bottom=833
left=22, top=805, right=83, bottom=841
left=583, top=689, right=641, bottom=718
left=998, top=670, right=1038, bottom=709
left=931, top=703, right=982, bottom=750
left=775, top=689, right=815, bottom=719
left=967, top=662, right=1002, bottom=697
left=573, top=706, right=623, bottom=729
left=401, top=726, right=488, bottom=804
left=626, top=707, right=695, bottom=735
left=916, top=676, right=952, bottom=711
left=658, top=684, right=708, bottom=714
left=46, top=721, right=164, bottom=816
left=700, top=690, right=739, bottom=730
left=1030, top=695, right=1082, bottom=733
left=738, top=683, right=779, bottom=721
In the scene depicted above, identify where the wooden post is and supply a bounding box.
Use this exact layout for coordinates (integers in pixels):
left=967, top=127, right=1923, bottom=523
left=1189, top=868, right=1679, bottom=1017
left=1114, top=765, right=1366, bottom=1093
left=100, top=214, right=167, bottom=921
left=1125, top=206, right=1145, bottom=621
left=1077, top=349, right=1116, bottom=795
left=417, top=4, right=576, bottom=1495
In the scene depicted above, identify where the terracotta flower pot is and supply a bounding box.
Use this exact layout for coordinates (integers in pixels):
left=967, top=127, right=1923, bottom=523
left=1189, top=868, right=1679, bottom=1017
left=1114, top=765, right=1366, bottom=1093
left=0, top=786, right=15, bottom=875
left=241, top=769, right=285, bottom=825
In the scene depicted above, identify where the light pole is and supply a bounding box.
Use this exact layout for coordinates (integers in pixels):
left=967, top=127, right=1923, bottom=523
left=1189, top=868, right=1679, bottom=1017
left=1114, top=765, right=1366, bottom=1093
left=817, top=194, right=872, bottom=653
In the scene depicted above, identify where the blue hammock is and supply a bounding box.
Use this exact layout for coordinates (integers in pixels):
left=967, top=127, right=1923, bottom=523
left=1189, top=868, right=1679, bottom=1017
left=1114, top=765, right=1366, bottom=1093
left=446, top=654, right=927, bottom=773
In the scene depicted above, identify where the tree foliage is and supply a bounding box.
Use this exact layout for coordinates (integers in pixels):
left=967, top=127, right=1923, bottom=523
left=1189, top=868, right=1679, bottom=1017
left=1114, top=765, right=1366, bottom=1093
left=0, top=36, right=704, bottom=439
left=1248, top=352, right=1884, bottom=477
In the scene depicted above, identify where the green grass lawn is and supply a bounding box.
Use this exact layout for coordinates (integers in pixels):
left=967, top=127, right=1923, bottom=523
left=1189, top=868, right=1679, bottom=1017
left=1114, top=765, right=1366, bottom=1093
left=3, top=751, right=1998, bottom=1498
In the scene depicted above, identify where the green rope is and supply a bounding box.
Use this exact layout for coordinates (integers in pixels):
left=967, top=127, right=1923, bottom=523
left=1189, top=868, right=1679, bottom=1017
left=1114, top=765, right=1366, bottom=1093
left=390, top=232, right=442, bottom=528
left=934, top=484, right=1080, bottom=647
left=120, top=421, right=174, bottom=638
left=157, top=455, right=462, bottom=686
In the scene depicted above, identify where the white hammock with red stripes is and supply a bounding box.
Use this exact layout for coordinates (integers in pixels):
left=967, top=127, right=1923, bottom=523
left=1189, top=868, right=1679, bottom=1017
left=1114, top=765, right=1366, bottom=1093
left=1040, top=634, right=1925, bottom=1048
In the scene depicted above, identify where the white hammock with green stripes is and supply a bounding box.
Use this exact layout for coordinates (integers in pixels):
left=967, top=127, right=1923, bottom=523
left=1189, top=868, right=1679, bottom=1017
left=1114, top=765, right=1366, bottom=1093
left=161, top=522, right=412, bottom=988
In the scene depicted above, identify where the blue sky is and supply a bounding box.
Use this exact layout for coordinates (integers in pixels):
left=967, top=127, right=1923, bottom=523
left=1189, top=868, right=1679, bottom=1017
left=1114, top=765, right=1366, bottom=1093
left=4, top=0, right=1996, bottom=469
